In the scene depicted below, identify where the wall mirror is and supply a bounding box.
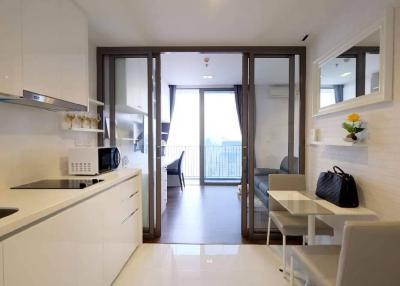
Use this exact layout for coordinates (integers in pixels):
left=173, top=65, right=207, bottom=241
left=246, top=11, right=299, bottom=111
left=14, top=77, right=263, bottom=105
left=313, top=8, right=394, bottom=116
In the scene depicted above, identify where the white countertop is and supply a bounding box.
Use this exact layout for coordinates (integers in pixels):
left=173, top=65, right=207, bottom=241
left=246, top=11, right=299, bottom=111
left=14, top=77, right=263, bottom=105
left=0, top=168, right=141, bottom=239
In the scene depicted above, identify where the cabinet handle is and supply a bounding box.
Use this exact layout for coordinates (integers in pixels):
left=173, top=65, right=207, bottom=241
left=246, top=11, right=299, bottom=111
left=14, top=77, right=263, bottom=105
left=122, top=208, right=139, bottom=224
left=129, top=191, right=139, bottom=198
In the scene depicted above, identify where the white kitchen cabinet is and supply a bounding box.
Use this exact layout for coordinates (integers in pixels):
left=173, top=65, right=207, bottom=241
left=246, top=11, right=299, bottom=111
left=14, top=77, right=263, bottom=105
left=0, top=0, right=88, bottom=104
left=21, top=0, right=88, bottom=106
left=58, top=0, right=89, bottom=107
left=161, top=165, right=168, bottom=214
left=0, top=0, right=22, bottom=98
left=22, top=0, right=61, bottom=99
left=3, top=193, right=104, bottom=286
left=75, top=194, right=105, bottom=286
left=103, top=176, right=142, bottom=286
left=2, top=174, right=142, bottom=286
left=115, top=58, right=148, bottom=114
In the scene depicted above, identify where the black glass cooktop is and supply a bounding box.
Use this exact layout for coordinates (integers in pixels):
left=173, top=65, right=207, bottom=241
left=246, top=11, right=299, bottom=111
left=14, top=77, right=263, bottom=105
left=11, top=179, right=104, bottom=190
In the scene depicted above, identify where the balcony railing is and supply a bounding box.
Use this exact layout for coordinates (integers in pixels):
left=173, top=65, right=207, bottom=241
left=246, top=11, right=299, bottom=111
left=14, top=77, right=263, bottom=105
left=165, top=145, right=242, bottom=180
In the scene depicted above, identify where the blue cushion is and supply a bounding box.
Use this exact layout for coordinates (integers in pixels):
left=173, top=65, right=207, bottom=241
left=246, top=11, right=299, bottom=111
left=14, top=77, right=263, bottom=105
left=254, top=176, right=269, bottom=196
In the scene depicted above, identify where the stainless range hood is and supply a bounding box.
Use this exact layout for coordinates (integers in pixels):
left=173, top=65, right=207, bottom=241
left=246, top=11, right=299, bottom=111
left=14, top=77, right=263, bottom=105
left=0, top=90, right=87, bottom=112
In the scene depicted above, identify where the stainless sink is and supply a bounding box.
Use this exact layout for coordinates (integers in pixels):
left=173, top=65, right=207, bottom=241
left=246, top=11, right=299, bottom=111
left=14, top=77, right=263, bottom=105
left=0, top=208, right=19, bottom=219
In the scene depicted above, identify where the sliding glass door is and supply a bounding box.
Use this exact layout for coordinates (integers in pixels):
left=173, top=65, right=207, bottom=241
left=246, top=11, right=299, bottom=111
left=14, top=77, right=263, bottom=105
left=99, top=53, right=160, bottom=238
left=246, top=54, right=304, bottom=237
left=203, top=90, right=242, bottom=184
left=98, top=47, right=305, bottom=240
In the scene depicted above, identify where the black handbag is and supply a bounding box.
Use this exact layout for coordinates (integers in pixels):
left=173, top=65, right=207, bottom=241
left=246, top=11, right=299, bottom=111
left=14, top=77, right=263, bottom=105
left=316, top=166, right=359, bottom=208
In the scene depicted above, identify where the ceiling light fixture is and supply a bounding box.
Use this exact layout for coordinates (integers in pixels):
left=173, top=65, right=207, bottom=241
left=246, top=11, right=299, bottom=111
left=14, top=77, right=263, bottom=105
left=204, top=57, right=210, bottom=68
left=202, top=75, right=213, bottom=79
left=340, top=72, right=352, bottom=77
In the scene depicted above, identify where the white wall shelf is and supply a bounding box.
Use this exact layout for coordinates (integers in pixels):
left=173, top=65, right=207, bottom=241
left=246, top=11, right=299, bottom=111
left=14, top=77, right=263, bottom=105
left=69, top=127, right=104, bottom=133
left=116, top=104, right=147, bottom=115
left=89, top=98, right=104, bottom=106
left=116, top=138, right=137, bottom=141
left=309, top=140, right=366, bottom=147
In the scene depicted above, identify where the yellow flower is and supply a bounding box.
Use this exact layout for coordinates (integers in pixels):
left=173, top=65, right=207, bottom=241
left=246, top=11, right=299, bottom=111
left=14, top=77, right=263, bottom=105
left=347, top=113, right=361, bottom=122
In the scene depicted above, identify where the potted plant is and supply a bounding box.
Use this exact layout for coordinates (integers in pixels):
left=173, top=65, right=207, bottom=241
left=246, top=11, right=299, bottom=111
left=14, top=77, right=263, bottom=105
left=342, top=113, right=365, bottom=142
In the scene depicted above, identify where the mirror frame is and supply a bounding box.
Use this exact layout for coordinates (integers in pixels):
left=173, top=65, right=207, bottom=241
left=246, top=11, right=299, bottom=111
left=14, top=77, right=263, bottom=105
left=312, top=8, right=394, bottom=117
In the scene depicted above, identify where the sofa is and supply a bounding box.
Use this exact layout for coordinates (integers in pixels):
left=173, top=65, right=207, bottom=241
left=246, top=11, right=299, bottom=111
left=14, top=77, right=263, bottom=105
left=254, top=156, right=299, bottom=208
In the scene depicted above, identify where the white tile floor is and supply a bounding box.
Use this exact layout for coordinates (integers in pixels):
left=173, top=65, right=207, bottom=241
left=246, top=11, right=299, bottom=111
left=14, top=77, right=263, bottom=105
left=114, top=244, right=298, bottom=286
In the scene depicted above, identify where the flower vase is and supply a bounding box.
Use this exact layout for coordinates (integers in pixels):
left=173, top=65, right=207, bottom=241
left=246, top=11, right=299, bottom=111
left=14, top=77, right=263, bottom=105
left=344, top=133, right=358, bottom=142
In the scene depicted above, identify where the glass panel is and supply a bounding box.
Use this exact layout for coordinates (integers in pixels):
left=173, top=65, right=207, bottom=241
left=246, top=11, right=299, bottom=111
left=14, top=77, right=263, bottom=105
left=102, top=56, right=111, bottom=147
left=365, top=52, right=380, bottom=94
left=320, top=57, right=356, bottom=108
left=319, top=29, right=380, bottom=108
left=204, top=91, right=242, bottom=182
left=253, top=57, right=289, bottom=231
left=114, top=57, right=151, bottom=230
left=294, top=55, right=300, bottom=173
left=166, top=89, right=200, bottom=181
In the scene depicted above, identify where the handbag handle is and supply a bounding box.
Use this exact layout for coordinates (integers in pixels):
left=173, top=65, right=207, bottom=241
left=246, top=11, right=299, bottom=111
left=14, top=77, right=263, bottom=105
left=333, top=166, right=346, bottom=175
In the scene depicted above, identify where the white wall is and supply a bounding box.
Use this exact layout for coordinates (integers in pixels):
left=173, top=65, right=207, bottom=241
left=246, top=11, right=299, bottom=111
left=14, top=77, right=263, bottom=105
left=343, top=81, right=356, bottom=101
left=306, top=3, right=400, bottom=240
left=255, top=85, right=289, bottom=168
left=0, top=42, right=97, bottom=190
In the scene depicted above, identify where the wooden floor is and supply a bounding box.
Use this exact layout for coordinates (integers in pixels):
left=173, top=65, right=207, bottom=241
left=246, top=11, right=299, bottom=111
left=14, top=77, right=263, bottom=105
left=145, top=185, right=302, bottom=245
left=159, top=185, right=243, bottom=244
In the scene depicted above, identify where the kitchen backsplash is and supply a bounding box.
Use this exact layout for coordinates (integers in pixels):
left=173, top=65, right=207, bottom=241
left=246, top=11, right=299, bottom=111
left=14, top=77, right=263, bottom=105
left=0, top=103, right=97, bottom=190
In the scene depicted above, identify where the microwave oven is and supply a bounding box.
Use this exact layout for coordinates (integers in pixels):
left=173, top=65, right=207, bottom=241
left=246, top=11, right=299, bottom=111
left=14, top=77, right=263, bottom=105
left=68, top=147, right=120, bottom=175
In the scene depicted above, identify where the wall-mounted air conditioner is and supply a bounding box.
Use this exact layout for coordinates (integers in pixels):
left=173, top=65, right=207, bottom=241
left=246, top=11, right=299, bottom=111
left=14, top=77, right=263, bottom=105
left=269, top=85, right=300, bottom=98
left=269, top=86, right=288, bottom=98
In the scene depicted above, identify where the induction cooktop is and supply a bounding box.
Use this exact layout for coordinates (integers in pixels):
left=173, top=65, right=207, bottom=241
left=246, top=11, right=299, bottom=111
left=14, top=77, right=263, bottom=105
left=11, top=179, right=104, bottom=190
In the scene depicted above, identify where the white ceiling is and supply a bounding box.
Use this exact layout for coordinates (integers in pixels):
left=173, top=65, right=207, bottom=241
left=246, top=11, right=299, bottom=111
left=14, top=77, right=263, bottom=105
left=161, top=53, right=242, bottom=85
left=321, top=58, right=357, bottom=86
left=161, top=53, right=296, bottom=85
left=74, top=0, right=348, bottom=46
left=321, top=54, right=380, bottom=86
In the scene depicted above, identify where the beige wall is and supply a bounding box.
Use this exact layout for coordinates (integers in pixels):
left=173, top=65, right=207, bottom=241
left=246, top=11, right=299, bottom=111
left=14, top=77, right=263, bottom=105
left=0, top=42, right=97, bottom=190
left=306, top=3, right=400, bottom=223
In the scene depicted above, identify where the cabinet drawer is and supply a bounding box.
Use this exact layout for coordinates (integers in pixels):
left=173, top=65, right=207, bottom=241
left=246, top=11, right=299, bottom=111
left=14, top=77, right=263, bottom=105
left=121, top=190, right=139, bottom=218
left=120, top=208, right=140, bottom=264
left=120, top=176, right=140, bottom=201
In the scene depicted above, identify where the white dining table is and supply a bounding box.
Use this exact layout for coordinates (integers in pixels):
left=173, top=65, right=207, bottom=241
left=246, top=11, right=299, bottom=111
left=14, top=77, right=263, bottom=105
left=268, top=190, right=376, bottom=245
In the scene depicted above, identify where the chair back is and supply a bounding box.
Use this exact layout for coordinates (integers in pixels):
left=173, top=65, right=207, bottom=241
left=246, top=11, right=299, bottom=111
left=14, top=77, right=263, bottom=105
left=336, top=221, right=400, bottom=286
left=178, top=151, right=185, bottom=173
left=268, top=174, right=306, bottom=211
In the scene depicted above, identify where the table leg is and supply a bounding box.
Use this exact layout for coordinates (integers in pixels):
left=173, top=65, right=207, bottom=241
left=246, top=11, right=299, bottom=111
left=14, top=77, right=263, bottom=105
left=308, top=215, right=316, bottom=245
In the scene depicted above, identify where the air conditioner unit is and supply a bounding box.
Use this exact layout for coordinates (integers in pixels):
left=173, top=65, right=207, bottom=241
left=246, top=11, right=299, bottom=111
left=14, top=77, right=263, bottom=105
left=269, top=86, right=288, bottom=98
left=269, top=86, right=300, bottom=98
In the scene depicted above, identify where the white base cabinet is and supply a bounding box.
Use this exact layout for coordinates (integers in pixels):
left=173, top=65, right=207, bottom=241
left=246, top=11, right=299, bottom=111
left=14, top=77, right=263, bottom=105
left=161, top=166, right=168, bottom=214
left=2, top=175, right=142, bottom=286
left=103, top=176, right=142, bottom=286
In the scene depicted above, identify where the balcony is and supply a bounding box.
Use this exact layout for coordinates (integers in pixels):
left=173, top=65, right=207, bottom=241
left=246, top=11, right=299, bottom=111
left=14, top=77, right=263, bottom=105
left=165, top=145, right=242, bottom=182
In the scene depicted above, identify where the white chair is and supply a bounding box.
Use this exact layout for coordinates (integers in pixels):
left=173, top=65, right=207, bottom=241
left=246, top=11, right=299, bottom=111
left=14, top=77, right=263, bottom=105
left=290, top=221, right=400, bottom=286
left=267, top=174, right=334, bottom=275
